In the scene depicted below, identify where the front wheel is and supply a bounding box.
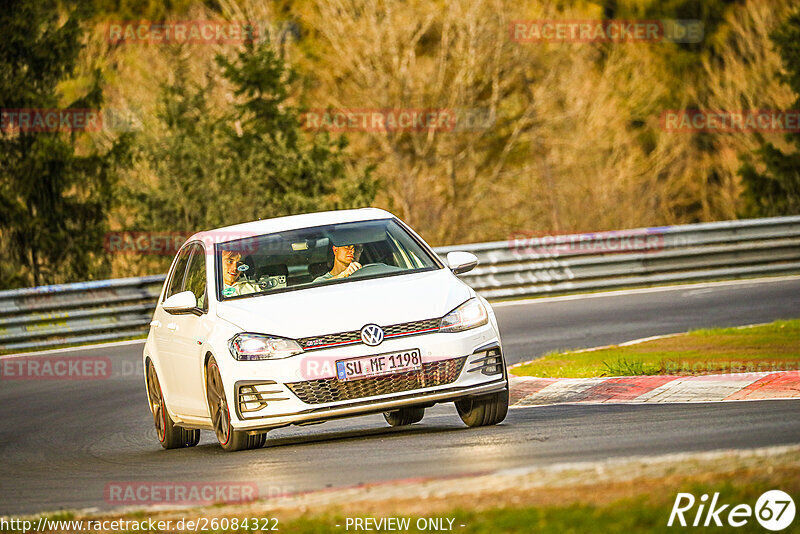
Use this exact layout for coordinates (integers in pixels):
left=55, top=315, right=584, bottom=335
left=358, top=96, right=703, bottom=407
left=455, top=388, right=509, bottom=427
left=383, top=407, right=425, bottom=426
left=206, top=357, right=266, bottom=452
left=146, top=362, right=200, bottom=449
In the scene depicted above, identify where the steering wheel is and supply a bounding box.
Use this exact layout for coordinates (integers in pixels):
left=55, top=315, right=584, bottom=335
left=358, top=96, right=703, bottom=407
left=347, top=262, right=402, bottom=279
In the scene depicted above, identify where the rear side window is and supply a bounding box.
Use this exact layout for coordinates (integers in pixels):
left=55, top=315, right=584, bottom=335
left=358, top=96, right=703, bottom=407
left=184, top=244, right=207, bottom=310
left=165, top=246, right=192, bottom=299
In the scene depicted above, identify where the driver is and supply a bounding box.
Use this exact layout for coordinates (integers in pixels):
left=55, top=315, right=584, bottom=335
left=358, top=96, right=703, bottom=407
left=314, top=244, right=363, bottom=282
left=221, top=249, right=260, bottom=297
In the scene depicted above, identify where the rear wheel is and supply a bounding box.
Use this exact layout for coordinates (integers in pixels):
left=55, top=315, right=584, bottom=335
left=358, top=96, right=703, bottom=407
left=455, top=388, right=509, bottom=427
left=146, top=362, right=200, bottom=449
left=206, top=357, right=266, bottom=452
left=383, top=407, right=425, bottom=427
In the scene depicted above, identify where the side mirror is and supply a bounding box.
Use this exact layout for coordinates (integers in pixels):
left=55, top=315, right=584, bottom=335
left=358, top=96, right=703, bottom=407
left=446, top=251, right=478, bottom=275
left=162, top=290, right=197, bottom=313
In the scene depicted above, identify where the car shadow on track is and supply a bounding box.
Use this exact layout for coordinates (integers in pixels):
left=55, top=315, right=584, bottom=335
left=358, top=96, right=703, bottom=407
left=165, top=419, right=499, bottom=455
left=263, top=422, right=470, bottom=449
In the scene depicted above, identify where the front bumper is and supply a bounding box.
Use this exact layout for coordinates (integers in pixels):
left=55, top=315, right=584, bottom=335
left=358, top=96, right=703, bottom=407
left=224, top=325, right=507, bottom=432
left=234, top=377, right=507, bottom=432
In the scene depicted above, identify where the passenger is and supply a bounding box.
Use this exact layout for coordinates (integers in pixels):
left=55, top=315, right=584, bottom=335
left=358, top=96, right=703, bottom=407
left=221, top=250, right=260, bottom=297
left=314, top=244, right=363, bottom=282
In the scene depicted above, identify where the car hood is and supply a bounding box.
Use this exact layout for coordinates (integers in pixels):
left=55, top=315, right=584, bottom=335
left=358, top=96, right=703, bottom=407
left=216, top=269, right=472, bottom=338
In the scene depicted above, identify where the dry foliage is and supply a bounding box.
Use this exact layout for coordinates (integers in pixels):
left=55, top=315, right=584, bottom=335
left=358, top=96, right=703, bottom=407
left=75, top=0, right=799, bottom=279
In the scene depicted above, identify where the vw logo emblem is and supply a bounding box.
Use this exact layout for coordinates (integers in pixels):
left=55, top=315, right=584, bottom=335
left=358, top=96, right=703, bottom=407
left=360, top=324, right=385, bottom=346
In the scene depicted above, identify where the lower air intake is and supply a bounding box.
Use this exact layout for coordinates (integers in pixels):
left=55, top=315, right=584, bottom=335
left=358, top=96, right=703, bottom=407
left=286, top=357, right=467, bottom=404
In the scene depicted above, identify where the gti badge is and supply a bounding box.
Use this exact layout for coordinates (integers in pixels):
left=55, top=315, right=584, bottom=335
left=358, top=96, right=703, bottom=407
left=360, top=324, right=385, bottom=346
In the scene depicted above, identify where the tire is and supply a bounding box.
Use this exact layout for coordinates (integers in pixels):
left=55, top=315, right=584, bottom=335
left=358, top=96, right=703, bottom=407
left=206, top=357, right=266, bottom=452
left=146, top=362, right=200, bottom=449
left=455, top=388, right=509, bottom=428
left=383, top=406, right=425, bottom=427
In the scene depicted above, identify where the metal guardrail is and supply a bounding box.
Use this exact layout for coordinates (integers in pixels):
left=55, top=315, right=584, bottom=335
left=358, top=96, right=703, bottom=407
left=1, top=216, right=799, bottom=352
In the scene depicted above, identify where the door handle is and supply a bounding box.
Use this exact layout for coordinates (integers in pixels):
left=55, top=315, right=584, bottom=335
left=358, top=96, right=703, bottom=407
left=150, top=320, right=161, bottom=328
left=167, top=323, right=178, bottom=332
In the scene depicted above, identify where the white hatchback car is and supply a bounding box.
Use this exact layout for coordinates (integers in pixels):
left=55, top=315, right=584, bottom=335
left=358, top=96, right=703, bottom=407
left=143, top=208, right=508, bottom=451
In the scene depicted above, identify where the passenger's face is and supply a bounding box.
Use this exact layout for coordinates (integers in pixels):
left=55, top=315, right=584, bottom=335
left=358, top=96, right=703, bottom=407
left=222, top=252, right=242, bottom=286
left=333, top=245, right=355, bottom=265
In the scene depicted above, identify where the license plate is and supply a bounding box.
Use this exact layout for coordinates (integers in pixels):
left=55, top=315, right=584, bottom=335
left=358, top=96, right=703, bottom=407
left=336, top=349, right=422, bottom=381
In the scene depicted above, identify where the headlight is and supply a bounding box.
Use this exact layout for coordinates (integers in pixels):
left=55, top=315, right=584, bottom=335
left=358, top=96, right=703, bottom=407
left=440, top=298, right=488, bottom=333
left=228, top=333, right=304, bottom=360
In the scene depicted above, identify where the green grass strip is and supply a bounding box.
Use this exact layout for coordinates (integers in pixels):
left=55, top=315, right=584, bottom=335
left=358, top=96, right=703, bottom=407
left=512, top=319, right=800, bottom=378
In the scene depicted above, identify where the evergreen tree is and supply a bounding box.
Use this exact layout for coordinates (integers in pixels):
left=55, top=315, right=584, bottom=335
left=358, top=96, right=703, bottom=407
left=126, top=39, right=376, bottom=240
left=216, top=40, right=377, bottom=221
left=738, top=10, right=800, bottom=216
left=0, top=0, right=125, bottom=288
left=121, top=53, right=229, bottom=235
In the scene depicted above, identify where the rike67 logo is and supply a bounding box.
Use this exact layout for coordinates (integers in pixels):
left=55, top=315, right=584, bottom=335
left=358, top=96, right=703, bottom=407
left=668, top=490, right=795, bottom=531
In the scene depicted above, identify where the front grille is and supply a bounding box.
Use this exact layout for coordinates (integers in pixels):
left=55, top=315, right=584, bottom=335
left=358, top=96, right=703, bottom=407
left=286, top=356, right=467, bottom=404
left=298, top=318, right=440, bottom=351
left=383, top=318, right=440, bottom=337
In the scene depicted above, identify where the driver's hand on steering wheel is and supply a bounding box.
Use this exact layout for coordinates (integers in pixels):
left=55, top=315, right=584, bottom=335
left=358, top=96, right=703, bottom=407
left=336, top=262, right=362, bottom=278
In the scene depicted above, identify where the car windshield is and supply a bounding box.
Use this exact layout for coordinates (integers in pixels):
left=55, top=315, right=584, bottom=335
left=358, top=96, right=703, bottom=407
left=215, top=218, right=440, bottom=299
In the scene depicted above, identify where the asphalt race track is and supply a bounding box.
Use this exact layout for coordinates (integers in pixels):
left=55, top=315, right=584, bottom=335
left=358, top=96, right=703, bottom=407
left=1, top=277, right=798, bottom=515
left=495, top=277, right=800, bottom=365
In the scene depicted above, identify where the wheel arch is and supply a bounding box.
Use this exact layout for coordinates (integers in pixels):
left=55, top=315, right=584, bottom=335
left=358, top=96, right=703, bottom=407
left=143, top=355, right=155, bottom=415
left=202, top=351, right=216, bottom=413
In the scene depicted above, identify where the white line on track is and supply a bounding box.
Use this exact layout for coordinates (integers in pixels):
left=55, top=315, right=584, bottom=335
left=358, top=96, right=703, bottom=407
left=507, top=396, right=800, bottom=408
left=491, top=274, right=800, bottom=307
left=0, top=338, right=145, bottom=359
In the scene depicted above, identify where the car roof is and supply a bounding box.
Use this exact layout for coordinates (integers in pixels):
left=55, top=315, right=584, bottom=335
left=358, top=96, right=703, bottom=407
left=187, top=208, right=396, bottom=248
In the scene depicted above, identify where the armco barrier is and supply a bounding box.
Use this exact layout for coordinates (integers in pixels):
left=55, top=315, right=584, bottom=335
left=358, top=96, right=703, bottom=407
left=1, top=216, right=799, bottom=352
left=0, top=276, right=165, bottom=352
